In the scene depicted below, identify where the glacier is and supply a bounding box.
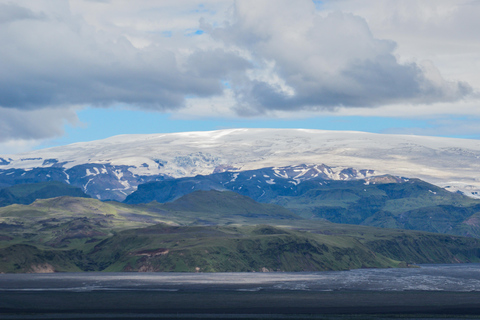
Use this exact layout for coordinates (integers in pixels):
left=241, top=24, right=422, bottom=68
left=1, top=128, right=480, bottom=201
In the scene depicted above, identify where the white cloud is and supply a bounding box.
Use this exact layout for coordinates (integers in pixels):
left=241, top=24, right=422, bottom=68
left=322, top=0, right=480, bottom=88
left=0, top=140, right=42, bottom=155
left=0, top=1, right=241, bottom=113
left=0, top=106, right=79, bottom=144
left=0, top=0, right=479, bottom=146
left=199, top=0, right=470, bottom=115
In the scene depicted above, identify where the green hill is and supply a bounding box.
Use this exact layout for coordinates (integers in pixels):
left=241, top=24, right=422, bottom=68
left=140, top=190, right=301, bottom=225
left=0, top=196, right=176, bottom=252
left=0, top=191, right=301, bottom=253
left=1, top=190, right=480, bottom=273
left=0, top=181, right=89, bottom=207
left=88, top=224, right=404, bottom=272
left=3, top=222, right=480, bottom=273
left=89, top=224, right=480, bottom=272
left=127, top=174, right=480, bottom=238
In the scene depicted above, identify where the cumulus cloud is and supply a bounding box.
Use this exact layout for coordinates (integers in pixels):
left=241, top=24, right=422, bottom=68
left=0, top=0, right=476, bottom=144
left=322, top=0, right=480, bottom=87
left=0, top=3, right=42, bottom=24
left=0, top=106, right=78, bottom=142
left=0, top=1, right=237, bottom=111
left=204, top=0, right=471, bottom=115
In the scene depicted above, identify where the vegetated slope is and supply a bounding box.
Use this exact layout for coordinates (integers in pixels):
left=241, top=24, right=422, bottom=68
left=1, top=191, right=480, bottom=273
left=20, top=223, right=480, bottom=273
left=139, top=190, right=301, bottom=226
left=0, top=181, right=89, bottom=207
left=88, top=224, right=404, bottom=272
left=3, top=222, right=480, bottom=273
left=125, top=170, right=480, bottom=238
left=0, top=224, right=377, bottom=273
left=0, top=190, right=301, bottom=254
left=0, top=196, right=175, bottom=252
left=3, top=128, right=480, bottom=201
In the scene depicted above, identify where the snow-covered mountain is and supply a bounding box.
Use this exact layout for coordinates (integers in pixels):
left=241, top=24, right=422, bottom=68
left=1, top=128, right=480, bottom=201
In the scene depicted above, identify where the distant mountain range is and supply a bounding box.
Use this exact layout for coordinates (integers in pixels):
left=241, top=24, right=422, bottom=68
left=2, top=129, right=480, bottom=272
left=0, top=181, right=89, bottom=207
left=125, top=170, right=480, bottom=238
left=1, top=129, right=480, bottom=201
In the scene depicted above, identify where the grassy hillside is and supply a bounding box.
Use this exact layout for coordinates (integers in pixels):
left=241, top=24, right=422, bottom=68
left=0, top=244, right=84, bottom=273
left=0, top=196, right=176, bottom=252
left=0, top=181, right=89, bottom=207
left=3, top=222, right=480, bottom=273
left=1, top=191, right=480, bottom=273
left=126, top=175, right=480, bottom=238
left=0, top=191, right=303, bottom=253
left=139, top=190, right=301, bottom=226
left=89, top=224, right=404, bottom=272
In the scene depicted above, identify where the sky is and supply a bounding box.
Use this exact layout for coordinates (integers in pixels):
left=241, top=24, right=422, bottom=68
left=1, top=0, right=480, bottom=154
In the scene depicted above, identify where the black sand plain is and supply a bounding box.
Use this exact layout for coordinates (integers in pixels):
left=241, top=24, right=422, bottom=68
left=2, top=290, right=480, bottom=320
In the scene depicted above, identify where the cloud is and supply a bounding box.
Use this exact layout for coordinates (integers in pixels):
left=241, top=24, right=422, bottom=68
left=0, top=2, right=44, bottom=24
left=321, top=0, right=480, bottom=87
left=0, top=0, right=477, bottom=146
left=0, top=106, right=78, bottom=143
left=204, top=0, right=472, bottom=115
left=0, top=1, right=238, bottom=112
left=383, top=116, right=480, bottom=139
left=0, top=0, right=238, bottom=146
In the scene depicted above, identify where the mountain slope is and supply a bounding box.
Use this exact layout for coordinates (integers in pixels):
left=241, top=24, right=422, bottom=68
left=1, top=189, right=480, bottom=272
left=88, top=224, right=405, bottom=272
left=0, top=196, right=176, bottom=251
left=0, top=190, right=301, bottom=251
left=126, top=172, right=480, bottom=238
left=0, top=181, right=89, bottom=207
left=4, top=222, right=480, bottom=273
left=159, top=190, right=300, bottom=220
left=2, top=129, right=480, bottom=200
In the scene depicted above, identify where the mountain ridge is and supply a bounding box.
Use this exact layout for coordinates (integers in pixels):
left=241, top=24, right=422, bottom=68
left=2, top=191, right=480, bottom=273
left=0, top=181, right=90, bottom=207
left=2, top=128, right=480, bottom=201
left=125, top=173, right=480, bottom=238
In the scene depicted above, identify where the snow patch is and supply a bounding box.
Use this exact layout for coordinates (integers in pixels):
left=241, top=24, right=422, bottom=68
left=113, top=170, right=124, bottom=180
left=230, top=173, right=239, bottom=182
left=273, top=169, right=288, bottom=179
left=266, top=179, right=276, bottom=185
left=84, top=178, right=93, bottom=192
left=63, top=170, right=70, bottom=183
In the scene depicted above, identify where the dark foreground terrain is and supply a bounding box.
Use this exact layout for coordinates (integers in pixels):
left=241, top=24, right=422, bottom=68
left=3, top=266, right=480, bottom=319
left=2, top=290, right=480, bottom=319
